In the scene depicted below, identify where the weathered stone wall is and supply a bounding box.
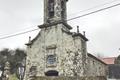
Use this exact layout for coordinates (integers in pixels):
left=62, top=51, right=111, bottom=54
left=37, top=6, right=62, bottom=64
left=87, top=54, right=107, bottom=77
left=59, top=26, right=87, bottom=76
left=34, top=76, right=107, bottom=80
left=25, top=23, right=87, bottom=79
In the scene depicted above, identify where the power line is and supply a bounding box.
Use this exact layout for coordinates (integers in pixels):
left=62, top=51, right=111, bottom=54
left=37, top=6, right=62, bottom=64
left=0, top=28, right=39, bottom=40
left=67, top=2, right=120, bottom=21
left=0, top=25, right=38, bottom=37
left=1, top=0, right=118, bottom=37
left=0, top=2, right=120, bottom=40
left=68, top=0, right=118, bottom=16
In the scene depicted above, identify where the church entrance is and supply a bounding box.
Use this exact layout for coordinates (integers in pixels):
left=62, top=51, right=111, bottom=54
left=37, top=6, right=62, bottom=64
left=45, top=70, right=58, bottom=76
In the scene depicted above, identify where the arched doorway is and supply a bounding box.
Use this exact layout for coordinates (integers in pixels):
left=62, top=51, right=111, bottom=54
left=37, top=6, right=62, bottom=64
left=45, top=70, right=58, bottom=76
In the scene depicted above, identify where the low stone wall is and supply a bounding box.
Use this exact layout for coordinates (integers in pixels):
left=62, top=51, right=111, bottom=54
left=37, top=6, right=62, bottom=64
left=33, top=76, right=107, bottom=80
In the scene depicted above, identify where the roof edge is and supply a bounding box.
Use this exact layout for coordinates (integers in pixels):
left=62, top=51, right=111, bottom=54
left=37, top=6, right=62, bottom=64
left=88, top=53, right=107, bottom=65
left=72, top=33, right=88, bottom=41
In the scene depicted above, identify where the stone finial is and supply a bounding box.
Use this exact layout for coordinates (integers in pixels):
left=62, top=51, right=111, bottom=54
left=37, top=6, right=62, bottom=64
left=29, top=36, right=31, bottom=42
left=4, top=61, right=10, bottom=70
left=77, top=26, right=79, bottom=33
left=83, top=31, right=86, bottom=36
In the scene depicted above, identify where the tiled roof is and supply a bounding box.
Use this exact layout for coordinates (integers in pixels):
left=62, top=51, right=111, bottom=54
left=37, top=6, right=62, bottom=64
left=101, top=57, right=116, bottom=64
left=88, top=53, right=107, bottom=65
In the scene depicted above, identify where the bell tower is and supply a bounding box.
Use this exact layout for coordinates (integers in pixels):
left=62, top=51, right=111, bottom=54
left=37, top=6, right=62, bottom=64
left=44, top=0, right=68, bottom=23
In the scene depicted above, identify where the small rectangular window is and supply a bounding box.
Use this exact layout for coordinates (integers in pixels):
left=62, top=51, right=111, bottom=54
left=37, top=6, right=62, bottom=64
left=29, top=66, right=37, bottom=76
left=47, top=55, right=56, bottom=65
left=30, top=66, right=37, bottom=72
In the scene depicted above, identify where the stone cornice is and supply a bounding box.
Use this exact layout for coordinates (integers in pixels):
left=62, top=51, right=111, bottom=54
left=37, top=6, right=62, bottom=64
left=62, top=28, right=88, bottom=41
left=72, top=33, right=88, bottom=41
left=38, top=20, right=72, bottom=30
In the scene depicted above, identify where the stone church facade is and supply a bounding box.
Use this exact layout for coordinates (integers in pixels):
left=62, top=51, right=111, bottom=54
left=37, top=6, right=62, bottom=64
left=25, top=0, right=107, bottom=80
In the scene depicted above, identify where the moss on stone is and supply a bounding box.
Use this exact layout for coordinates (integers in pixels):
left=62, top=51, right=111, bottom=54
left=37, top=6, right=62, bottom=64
left=9, top=74, right=19, bottom=80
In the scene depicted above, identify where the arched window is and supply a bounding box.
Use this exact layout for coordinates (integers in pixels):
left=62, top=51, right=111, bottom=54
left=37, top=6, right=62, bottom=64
left=48, top=0, right=54, bottom=18
left=45, top=70, right=58, bottom=76
left=61, top=1, right=65, bottom=19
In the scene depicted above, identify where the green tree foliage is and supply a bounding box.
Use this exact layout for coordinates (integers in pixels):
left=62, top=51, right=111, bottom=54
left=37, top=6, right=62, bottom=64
left=14, top=48, right=26, bottom=63
left=115, top=55, right=120, bottom=64
left=0, top=48, right=13, bottom=70
left=0, top=48, right=26, bottom=74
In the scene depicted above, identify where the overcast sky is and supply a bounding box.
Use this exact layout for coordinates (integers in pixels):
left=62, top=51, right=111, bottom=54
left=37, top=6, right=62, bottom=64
left=0, top=0, right=120, bottom=57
